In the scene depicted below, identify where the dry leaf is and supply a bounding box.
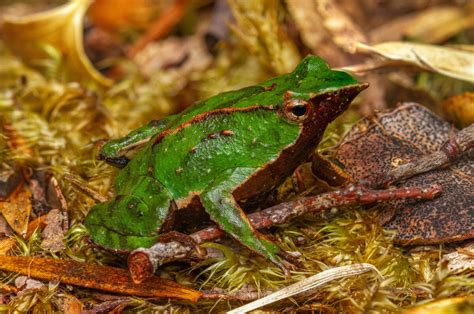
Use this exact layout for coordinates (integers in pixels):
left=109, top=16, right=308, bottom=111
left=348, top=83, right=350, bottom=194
left=0, top=256, right=202, bottom=301
left=0, top=238, right=16, bottom=256
left=286, top=0, right=348, bottom=67
left=0, top=216, right=13, bottom=237
left=402, top=296, right=474, bottom=314
left=330, top=103, right=474, bottom=244
left=370, top=5, right=474, bottom=43
left=54, top=293, right=83, bottom=313
left=134, top=36, right=212, bottom=79
left=227, top=263, right=380, bottom=314
left=1, top=0, right=113, bottom=87
left=41, top=209, right=68, bottom=251
left=314, top=0, right=367, bottom=53
left=0, top=184, right=32, bottom=236
left=443, top=242, right=474, bottom=273
left=354, top=42, right=474, bottom=82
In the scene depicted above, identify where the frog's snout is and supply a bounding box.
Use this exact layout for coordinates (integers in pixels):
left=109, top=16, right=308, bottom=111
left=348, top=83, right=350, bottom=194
left=311, top=82, right=369, bottom=122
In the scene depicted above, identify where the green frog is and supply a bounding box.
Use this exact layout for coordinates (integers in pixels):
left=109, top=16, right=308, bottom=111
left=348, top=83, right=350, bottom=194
left=85, top=55, right=367, bottom=269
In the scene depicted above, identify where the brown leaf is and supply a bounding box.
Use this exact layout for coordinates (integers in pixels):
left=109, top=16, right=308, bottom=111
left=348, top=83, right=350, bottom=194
left=133, top=36, right=213, bottom=79
left=0, top=238, right=16, bottom=256
left=0, top=216, right=13, bottom=237
left=0, top=169, right=22, bottom=201
left=41, top=209, right=68, bottom=251
left=0, top=183, right=32, bottom=236
left=0, top=256, right=202, bottom=302
left=314, top=0, right=367, bottom=54
left=15, top=276, right=45, bottom=296
left=286, top=0, right=348, bottom=67
left=331, top=103, right=473, bottom=244
left=54, top=293, right=83, bottom=314
left=0, top=216, right=47, bottom=256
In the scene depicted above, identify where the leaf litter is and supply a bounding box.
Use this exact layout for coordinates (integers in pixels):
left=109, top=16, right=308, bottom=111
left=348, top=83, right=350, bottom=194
left=0, top=0, right=473, bottom=312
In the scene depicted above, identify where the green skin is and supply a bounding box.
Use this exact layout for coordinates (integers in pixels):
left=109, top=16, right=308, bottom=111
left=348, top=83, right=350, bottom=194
left=85, top=56, right=367, bottom=268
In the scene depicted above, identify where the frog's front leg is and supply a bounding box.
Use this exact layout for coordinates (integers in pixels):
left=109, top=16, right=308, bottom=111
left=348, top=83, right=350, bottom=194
left=200, top=168, right=289, bottom=271
left=99, top=116, right=173, bottom=168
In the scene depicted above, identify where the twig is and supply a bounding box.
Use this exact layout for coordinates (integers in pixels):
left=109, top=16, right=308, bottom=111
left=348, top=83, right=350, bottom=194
left=128, top=184, right=441, bottom=283
left=385, top=124, right=474, bottom=185
left=63, top=174, right=107, bottom=203
left=127, top=0, right=189, bottom=58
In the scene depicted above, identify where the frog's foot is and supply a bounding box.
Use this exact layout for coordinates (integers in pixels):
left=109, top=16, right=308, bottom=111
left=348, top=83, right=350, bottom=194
left=84, top=195, right=167, bottom=251
left=156, top=231, right=207, bottom=260
left=201, top=168, right=292, bottom=273
left=128, top=231, right=206, bottom=283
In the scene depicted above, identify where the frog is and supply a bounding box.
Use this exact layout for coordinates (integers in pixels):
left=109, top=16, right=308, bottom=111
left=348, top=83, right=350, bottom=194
left=84, top=55, right=368, bottom=270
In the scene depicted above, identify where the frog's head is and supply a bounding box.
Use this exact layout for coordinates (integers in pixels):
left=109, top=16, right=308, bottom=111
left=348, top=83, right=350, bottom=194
left=269, top=55, right=368, bottom=131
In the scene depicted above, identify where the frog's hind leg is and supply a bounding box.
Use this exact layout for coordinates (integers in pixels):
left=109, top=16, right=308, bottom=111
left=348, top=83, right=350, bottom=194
left=99, top=116, right=174, bottom=168
left=85, top=176, right=173, bottom=251
left=201, top=168, right=287, bottom=270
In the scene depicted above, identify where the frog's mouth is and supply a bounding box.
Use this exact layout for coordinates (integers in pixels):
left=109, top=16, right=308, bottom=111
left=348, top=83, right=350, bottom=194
left=309, top=83, right=369, bottom=123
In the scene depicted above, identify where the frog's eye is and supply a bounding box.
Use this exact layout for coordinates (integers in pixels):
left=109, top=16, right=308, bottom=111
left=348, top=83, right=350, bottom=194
left=283, top=99, right=311, bottom=122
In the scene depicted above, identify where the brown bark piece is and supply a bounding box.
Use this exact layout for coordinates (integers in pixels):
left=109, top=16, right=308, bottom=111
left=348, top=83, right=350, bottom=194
left=0, top=256, right=201, bottom=302
left=333, top=103, right=473, bottom=244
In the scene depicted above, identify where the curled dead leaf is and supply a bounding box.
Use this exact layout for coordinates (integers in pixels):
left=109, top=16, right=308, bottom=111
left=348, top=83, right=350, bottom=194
left=370, top=5, right=474, bottom=44
left=353, top=42, right=474, bottom=83
left=1, top=0, right=113, bottom=87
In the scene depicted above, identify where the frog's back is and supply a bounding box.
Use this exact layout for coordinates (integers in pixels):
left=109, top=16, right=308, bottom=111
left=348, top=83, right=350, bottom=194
left=163, top=55, right=351, bottom=131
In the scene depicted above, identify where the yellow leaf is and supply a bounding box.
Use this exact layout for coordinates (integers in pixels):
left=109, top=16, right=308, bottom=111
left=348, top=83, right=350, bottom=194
left=442, top=92, right=474, bottom=128
left=402, top=296, right=474, bottom=314
left=355, top=42, right=474, bottom=83
left=1, top=0, right=113, bottom=87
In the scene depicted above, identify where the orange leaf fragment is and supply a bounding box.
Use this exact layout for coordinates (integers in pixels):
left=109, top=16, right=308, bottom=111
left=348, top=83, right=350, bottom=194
left=0, top=256, right=202, bottom=302
left=0, top=183, right=32, bottom=236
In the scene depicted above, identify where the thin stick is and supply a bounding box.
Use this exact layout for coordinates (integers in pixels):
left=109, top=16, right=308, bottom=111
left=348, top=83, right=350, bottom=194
left=385, top=124, right=474, bottom=185
left=127, top=0, right=189, bottom=58
left=63, top=174, right=107, bottom=203
left=128, top=184, right=441, bottom=283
